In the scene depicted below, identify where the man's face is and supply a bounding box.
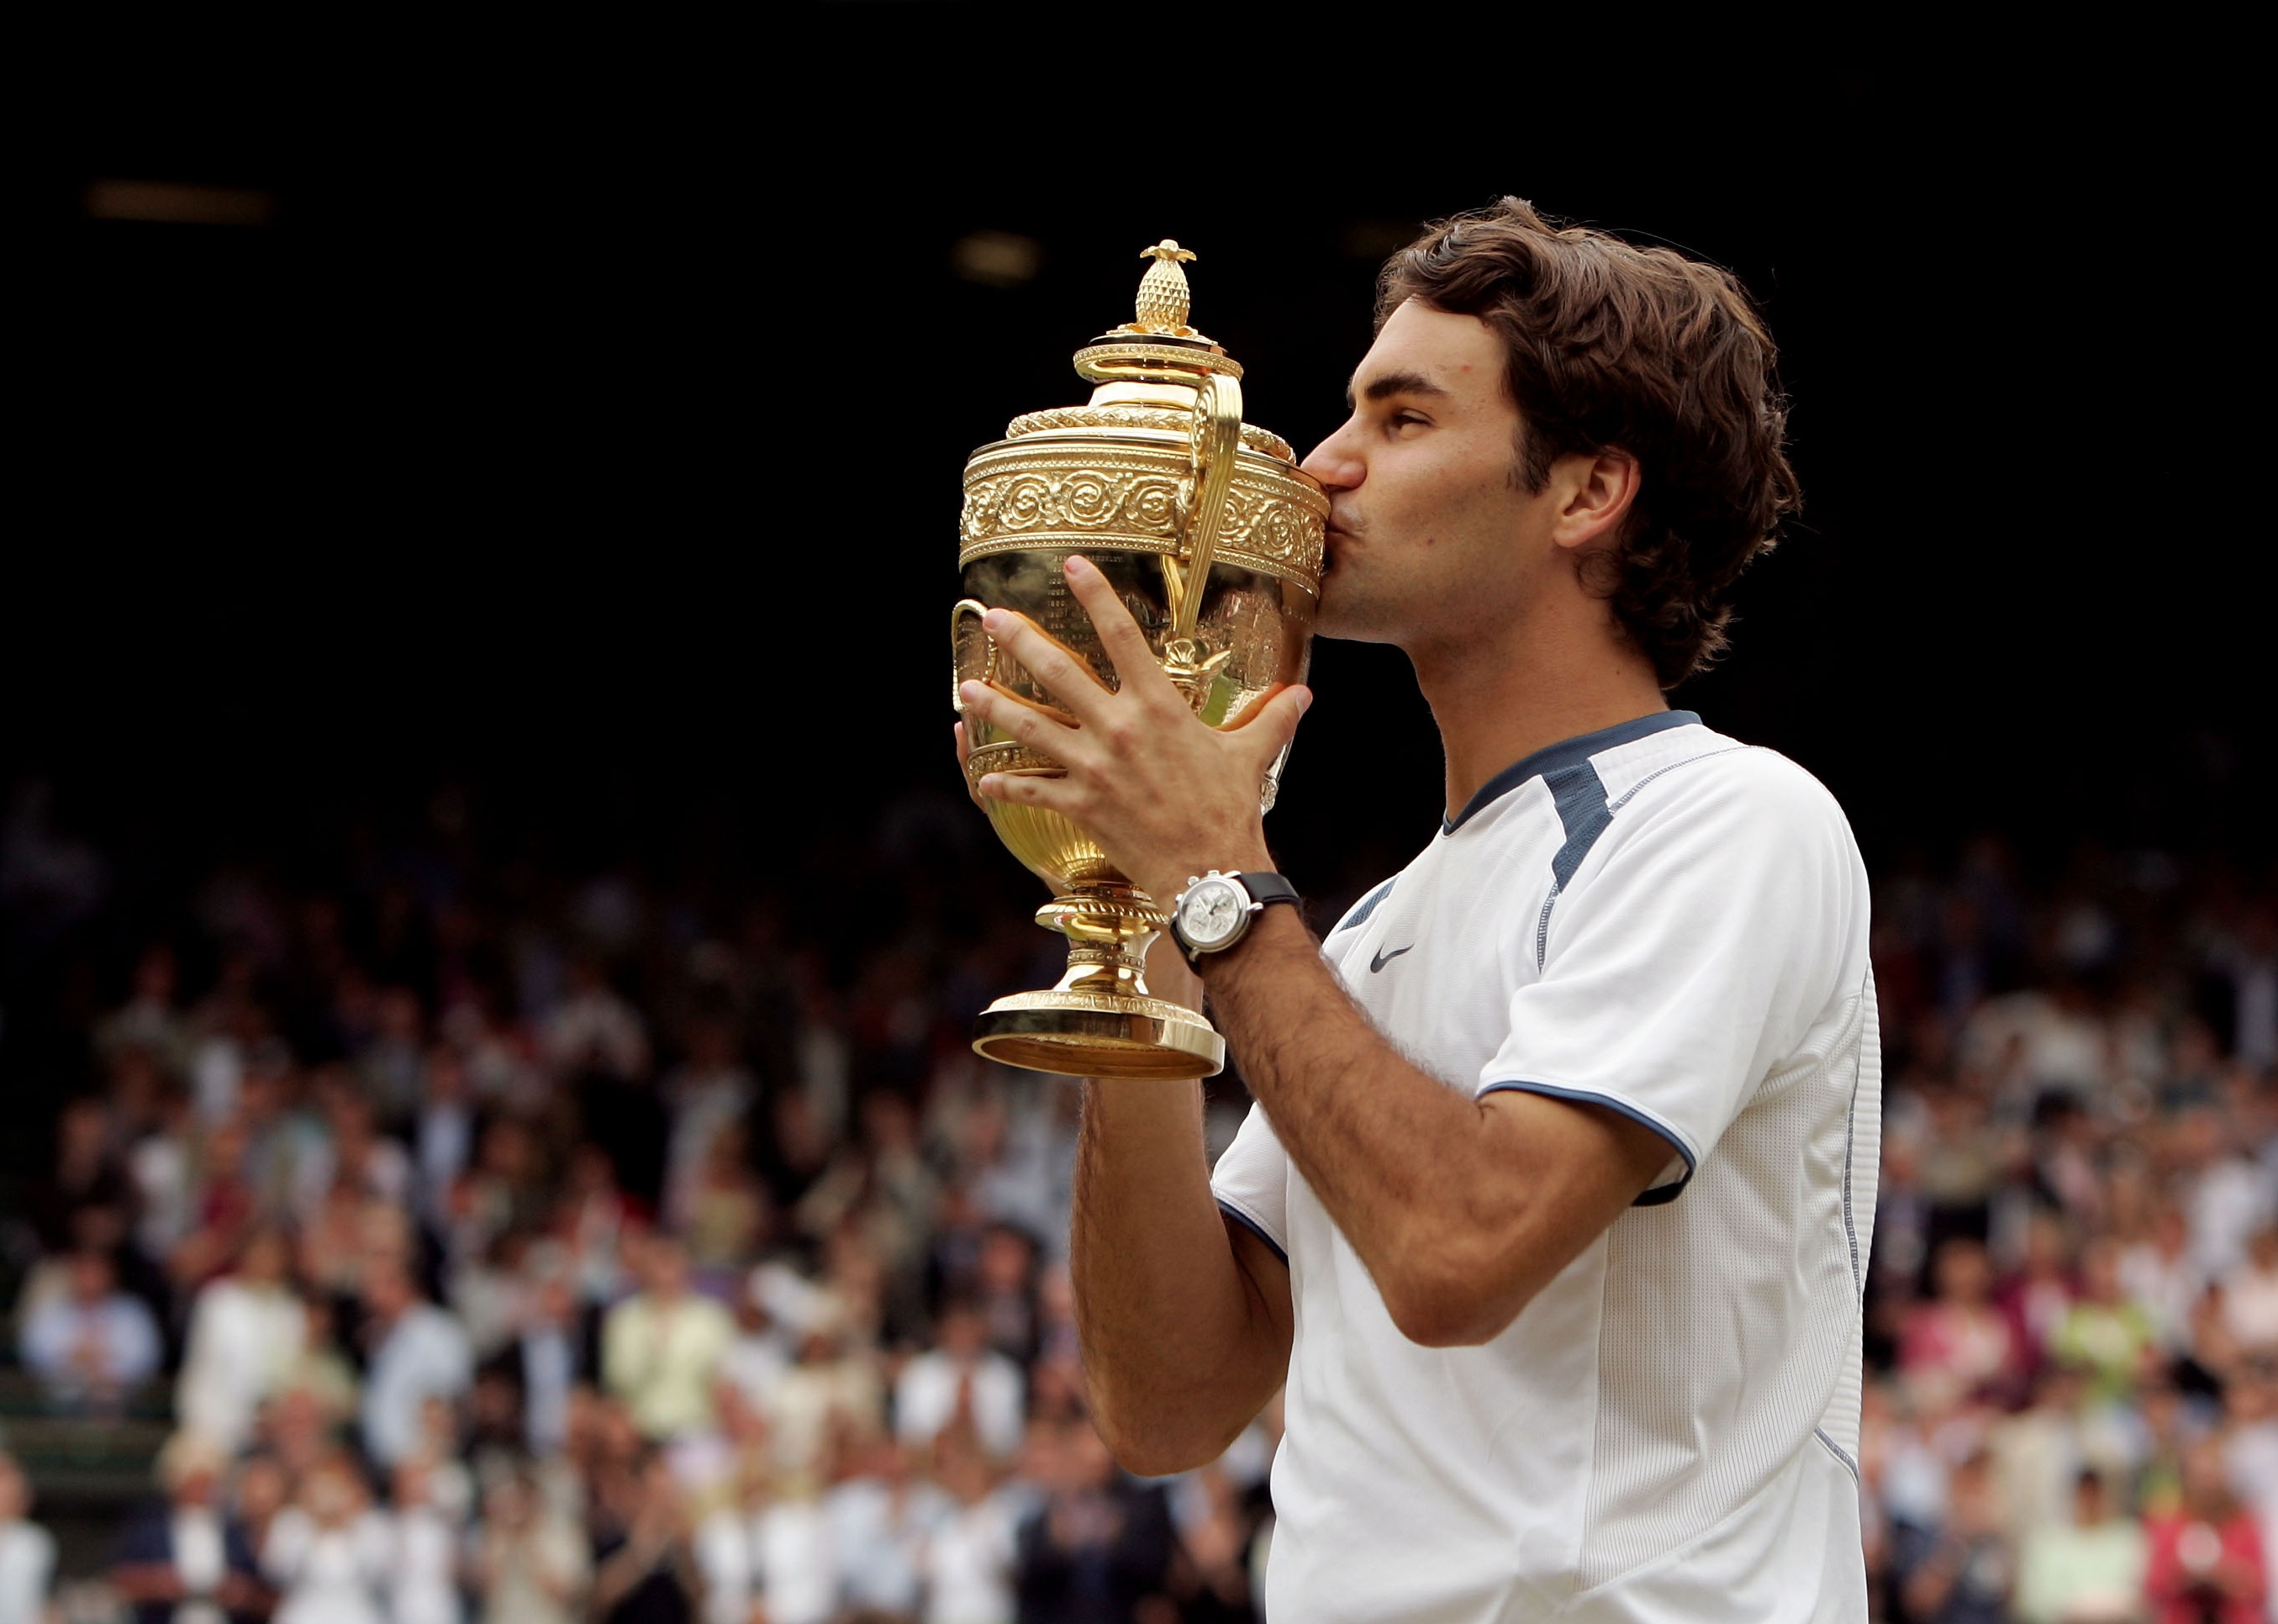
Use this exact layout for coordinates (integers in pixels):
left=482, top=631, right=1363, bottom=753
left=1302, top=301, right=1554, bottom=649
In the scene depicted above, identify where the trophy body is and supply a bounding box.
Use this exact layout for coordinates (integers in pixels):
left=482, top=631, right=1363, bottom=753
left=954, top=243, right=1326, bottom=1081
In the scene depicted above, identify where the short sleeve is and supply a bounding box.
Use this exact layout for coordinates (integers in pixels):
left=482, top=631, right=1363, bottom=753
left=1479, top=750, right=1864, bottom=1204
left=1210, top=1102, right=1290, bottom=1263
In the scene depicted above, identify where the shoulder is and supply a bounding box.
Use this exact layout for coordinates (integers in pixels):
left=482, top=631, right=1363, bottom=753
left=1598, top=727, right=1848, bottom=833
left=1590, top=730, right=1861, bottom=876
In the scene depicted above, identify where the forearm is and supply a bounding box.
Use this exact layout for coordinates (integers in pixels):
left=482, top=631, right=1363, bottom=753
left=1070, top=945, right=1286, bottom=1474
left=1204, top=913, right=1482, bottom=1285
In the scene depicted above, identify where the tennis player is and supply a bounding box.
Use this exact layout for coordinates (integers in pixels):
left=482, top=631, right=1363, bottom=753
left=956, top=198, right=1877, bottom=1622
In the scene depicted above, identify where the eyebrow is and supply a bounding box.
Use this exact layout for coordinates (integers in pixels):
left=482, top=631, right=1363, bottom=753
left=1347, top=369, right=1452, bottom=407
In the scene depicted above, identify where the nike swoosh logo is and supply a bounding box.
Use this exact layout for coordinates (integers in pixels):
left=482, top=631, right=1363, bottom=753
left=1369, top=943, right=1414, bottom=973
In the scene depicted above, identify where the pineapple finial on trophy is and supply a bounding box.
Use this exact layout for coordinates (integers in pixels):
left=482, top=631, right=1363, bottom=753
left=1132, top=240, right=1199, bottom=334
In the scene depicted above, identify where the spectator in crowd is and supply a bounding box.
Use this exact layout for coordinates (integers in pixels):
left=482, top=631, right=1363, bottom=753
left=1901, top=1449, right=2015, bottom=1624
left=602, top=1231, right=735, bottom=1442
left=111, top=1432, right=266, bottom=1624
left=472, top=1465, right=588, bottom=1624
left=19, top=1246, right=162, bottom=1407
left=261, top=1453, right=391, bottom=1624
left=1015, top=1422, right=1176, bottom=1624
left=175, top=1227, right=304, bottom=1452
left=0, top=1453, right=55, bottom=1624
left=2014, top=1467, right=2145, bottom=1623
left=589, top=1449, right=696, bottom=1624
left=2144, top=1436, right=2268, bottom=1623
left=359, top=1263, right=474, bottom=1470
left=895, top=1296, right=1026, bottom=1462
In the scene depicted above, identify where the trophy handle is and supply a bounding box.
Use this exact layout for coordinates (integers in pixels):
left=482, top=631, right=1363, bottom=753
left=950, top=597, right=998, bottom=711
left=1165, top=372, right=1244, bottom=643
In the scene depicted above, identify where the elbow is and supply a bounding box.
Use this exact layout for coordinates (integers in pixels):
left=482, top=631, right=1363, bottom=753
left=1379, top=1242, right=1533, bottom=1350
left=1090, top=1398, right=1241, bottom=1479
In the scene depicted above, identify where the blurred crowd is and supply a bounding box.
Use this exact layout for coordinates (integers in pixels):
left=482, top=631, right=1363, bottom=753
left=0, top=782, right=2274, bottom=1622
left=1860, top=839, right=2278, bottom=1622
left=0, top=785, right=1266, bottom=1624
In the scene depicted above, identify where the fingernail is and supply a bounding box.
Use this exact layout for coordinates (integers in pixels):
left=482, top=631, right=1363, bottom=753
left=958, top=681, right=985, bottom=704
left=1065, top=555, right=1089, bottom=576
left=1296, top=688, right=1313, bottom=714
left=977, top=773, right=1001, bottom=797
left=980, top=609, right=1007, bottom=633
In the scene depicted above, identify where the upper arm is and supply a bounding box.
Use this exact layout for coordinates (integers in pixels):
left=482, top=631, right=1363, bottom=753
left=1475, top=1089, right=1676, bottom=1299
left=1223, top=1208, right=1295, bottom=1379
left=1208, top=1101, right=1295, bottom=1439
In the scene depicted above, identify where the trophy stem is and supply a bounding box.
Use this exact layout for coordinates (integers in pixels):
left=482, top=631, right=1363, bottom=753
left=971, top=882, right=1226, bottom=1081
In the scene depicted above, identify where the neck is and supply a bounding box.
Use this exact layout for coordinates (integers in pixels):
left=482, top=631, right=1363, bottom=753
left=1408, top=603, right=1668, bottom=821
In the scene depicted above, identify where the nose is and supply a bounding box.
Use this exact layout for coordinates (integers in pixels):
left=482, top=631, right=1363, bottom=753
left=1301, top=418, right=1365, bottom=494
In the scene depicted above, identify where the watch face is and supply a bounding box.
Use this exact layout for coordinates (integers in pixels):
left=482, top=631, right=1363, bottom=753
left=1181, top=878, right=1247, bottom=948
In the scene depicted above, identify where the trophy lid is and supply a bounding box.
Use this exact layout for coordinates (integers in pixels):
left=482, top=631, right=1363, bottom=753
left=1073, top=240, right=1244, bottom=386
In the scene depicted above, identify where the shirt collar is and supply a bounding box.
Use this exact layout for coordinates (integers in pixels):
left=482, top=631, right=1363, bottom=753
left=1443, top=710, right=1701, bottom=833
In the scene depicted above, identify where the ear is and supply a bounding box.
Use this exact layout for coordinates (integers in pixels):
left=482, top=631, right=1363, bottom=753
left=1548, top=449, right=1642, bottom=554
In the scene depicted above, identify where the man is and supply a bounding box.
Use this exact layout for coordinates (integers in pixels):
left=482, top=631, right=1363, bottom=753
left=110, top=1432, right=268, bottom=1624
left=893, top=1294, right=1026, bottom=1459
left=360, top=1262, right=473, bottom=1469
left=954, top=198, right=1877, bottom=1619
left=600, top=1229, right=734, bottom=1441
left=19, top=1245, right=162, bottom=1406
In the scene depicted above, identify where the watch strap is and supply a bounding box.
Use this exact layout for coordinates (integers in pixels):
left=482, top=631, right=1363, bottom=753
left=1233, top=871, right=1300, bottom=911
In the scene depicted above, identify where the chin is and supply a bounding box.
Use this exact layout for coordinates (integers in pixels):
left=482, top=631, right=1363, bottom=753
left=1314, top=579, right=1388, bottom=644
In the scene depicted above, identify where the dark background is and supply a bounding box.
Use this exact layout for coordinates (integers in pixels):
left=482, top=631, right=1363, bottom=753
left=9, top=68, right=2267, bottom=1157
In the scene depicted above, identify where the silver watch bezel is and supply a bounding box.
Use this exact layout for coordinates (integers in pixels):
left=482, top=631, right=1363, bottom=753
left=1172, top=870, right=1257, bottom=959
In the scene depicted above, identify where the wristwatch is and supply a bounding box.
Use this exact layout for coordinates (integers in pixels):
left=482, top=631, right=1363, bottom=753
left=1169, top=870, right=1301, bottom=963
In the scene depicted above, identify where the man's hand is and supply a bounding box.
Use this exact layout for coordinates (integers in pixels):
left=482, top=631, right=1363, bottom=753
left=954, top=554, right=1310, bottom=908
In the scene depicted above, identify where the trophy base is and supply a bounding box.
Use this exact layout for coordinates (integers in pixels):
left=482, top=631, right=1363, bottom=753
left=973, top=991, right=1226, bottom=1081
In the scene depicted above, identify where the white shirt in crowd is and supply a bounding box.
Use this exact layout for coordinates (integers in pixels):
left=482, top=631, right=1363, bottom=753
left=693, top=1499, right=836, bottom=1624
left=361, top=1305, right=473, bottom=1468
left=2119, top=1238, right=2205, bottom=1352
left=2228, top=1260, right=2278, bottom=1354
left=923, top=1495, right=1020, bottom=1624
left=263, top=1507, right=392, bottom=1624
left=171, top=1506, right=229, bottom=1624
left=177, top=1276, right=306, bottom=1451
left=387, top=1506, right=464, bottom=1624
left=893, top=1350, right=1024, bottom=1459
left=1212, top=714, right=1880, bottom=1624
left=829, top=1476, right=947, bottom=1617
left=0, top=1518, right=55, bottom=1624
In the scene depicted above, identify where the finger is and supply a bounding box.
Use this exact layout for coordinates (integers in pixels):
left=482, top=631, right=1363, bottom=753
left=1062, top=555, right=1179, bottom=701
left=1226, top=683, right=1311, bottom=766
left=975, top=768, right=1081, bottom=816
left=958, top=679, right=1090, bottom=763
left=979, top=607, right=1115, bottom=726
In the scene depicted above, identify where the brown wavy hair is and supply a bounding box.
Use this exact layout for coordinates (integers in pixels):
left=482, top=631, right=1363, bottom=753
left=1377, top=198, right=1798, bottom=688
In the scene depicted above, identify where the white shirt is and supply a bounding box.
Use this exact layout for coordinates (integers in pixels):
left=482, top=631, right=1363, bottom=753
left=922, top=1495, right=1019, bottom=1624
left=893, top=1350, right=1024, bottom=1459
left=1211, top=714, right=1880, bottom=1623
left=177, top=1277, right=307, bottom=1452
left=361, top=1305, right=474, bottom=1468
left=264, top=1509, right=391, bottom=1624
left=0, top=1520, right=55, bottom=1624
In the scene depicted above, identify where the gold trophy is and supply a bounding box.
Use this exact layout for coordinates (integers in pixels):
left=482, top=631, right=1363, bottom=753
left=953, top=241, right=1327, bottom=1080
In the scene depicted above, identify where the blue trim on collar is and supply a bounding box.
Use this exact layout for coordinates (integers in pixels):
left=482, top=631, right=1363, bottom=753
left=1442, top=710, right=1701, bottom=834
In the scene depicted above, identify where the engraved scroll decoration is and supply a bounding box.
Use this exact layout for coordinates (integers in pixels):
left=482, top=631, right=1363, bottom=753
left=960, top=454, right=1326, bottom=581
